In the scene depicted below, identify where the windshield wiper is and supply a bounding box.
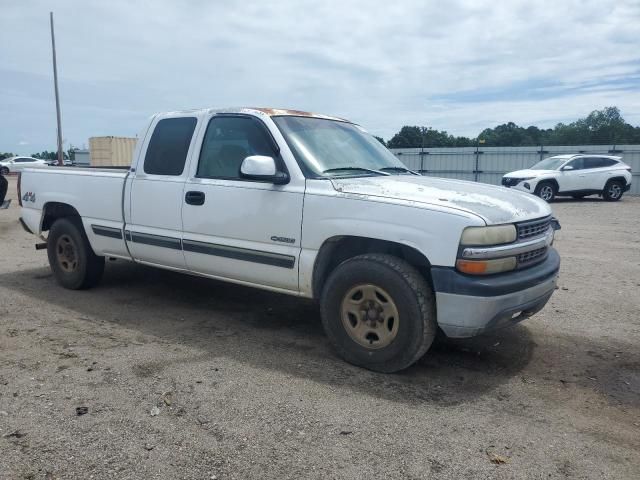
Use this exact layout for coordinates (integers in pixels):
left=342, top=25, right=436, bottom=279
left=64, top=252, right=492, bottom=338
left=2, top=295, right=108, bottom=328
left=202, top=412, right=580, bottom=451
left=379, top=167, right=420, bottom=176
left=322, top=167, right=390, bottom=176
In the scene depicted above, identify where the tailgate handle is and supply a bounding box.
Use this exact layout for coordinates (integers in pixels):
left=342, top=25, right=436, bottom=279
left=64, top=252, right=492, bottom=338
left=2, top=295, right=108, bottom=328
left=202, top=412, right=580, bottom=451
left=185, top=191, right=205, bottom=206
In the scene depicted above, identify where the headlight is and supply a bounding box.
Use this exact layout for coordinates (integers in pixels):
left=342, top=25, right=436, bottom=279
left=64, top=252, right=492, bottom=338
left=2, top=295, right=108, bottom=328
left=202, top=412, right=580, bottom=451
left=518, top=177, right=535, bottom=182
left=460, top=224, right=517, bottom=246
left=456, top=257, right=517, bottom=275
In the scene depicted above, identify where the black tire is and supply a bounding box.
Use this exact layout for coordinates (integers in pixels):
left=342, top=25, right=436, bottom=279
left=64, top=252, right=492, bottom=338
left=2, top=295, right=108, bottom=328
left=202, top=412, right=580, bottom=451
left=535, top=181, right=556, bottom=202
left=47, top=217, right=105, bottom=289
left=320, top=253, right=437, bottom=373
left=0, top=167, right=9, bottom=175
left=602, top=180, right=624, bottom=202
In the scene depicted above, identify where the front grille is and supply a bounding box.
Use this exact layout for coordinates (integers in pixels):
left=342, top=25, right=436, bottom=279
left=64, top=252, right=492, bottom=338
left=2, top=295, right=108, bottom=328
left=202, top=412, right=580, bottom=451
left=517, top=217, right=551, bottom=240
left=517, top=246, right=547, bottom=267
left=502, top=177, right=520, bottom=187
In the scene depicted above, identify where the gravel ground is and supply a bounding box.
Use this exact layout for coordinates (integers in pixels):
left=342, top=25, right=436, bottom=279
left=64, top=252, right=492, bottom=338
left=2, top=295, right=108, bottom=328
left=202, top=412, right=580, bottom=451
left=1, top=176, right=639, bottom=479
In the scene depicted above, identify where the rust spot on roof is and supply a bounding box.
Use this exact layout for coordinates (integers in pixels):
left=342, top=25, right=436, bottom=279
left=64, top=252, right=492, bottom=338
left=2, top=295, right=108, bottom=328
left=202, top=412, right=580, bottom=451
left=249, top=107, right=349, bottom=122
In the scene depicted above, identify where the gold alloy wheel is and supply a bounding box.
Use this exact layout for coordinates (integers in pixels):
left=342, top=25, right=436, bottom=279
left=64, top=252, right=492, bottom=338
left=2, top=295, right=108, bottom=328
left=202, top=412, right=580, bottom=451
left=56, top=234, right=78, bottom=273
left=340, top=284, right=400, bottom=349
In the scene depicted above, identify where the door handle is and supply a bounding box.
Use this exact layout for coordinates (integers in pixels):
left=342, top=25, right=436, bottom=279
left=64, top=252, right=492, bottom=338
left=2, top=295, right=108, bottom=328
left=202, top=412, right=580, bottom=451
left=185, top=191, right=205, bottom=205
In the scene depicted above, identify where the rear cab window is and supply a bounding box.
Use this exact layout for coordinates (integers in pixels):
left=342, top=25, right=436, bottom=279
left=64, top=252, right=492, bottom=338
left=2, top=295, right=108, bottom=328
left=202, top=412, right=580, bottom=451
left=143, top=117, right=197, bottom=175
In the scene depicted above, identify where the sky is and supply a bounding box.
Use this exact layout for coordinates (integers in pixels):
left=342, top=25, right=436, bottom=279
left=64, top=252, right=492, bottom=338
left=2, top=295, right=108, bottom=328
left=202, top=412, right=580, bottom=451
left=1, top=0, right=639, bottom=154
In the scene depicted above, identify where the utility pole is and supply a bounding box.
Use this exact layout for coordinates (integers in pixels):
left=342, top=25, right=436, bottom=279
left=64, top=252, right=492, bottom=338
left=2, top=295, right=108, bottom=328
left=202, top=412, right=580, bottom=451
left=50, top=12, right=64, bottom=166
left=420, top=126, right=426, bottom=173
left=475, top=138, right=485, bottom=182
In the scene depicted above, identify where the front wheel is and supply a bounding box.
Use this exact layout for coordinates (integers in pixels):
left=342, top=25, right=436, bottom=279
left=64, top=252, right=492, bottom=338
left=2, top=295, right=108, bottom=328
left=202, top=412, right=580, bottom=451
left=602, top=180, right=624, bottom=201
left=320, top=253, right=437, bottom=373
left=47, top=218, right=105, bottom=289
left=535, top=181, right=556, bottom=202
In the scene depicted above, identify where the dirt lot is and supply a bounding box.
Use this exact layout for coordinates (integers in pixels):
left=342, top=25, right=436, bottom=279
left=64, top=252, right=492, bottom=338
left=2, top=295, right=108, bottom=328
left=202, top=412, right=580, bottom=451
left=0, top=176, right=639, bottom=479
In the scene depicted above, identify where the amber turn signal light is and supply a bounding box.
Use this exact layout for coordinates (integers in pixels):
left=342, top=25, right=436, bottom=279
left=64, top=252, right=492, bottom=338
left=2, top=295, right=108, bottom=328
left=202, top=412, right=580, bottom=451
left=456, top=257, right=517, bottom=275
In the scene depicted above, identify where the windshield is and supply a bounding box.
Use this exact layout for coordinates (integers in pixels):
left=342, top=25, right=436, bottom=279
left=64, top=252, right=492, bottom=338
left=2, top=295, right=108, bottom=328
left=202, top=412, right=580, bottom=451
left=272, top=116, right=406, bottom=177
left=531, top=157, right=567, bottom=170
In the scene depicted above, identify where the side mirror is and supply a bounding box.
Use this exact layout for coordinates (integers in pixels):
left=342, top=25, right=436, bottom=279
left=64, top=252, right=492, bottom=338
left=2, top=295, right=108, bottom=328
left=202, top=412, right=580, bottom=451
left=240, top=155, right=289, bottom=185
left=562, top=165, right=574, bottom=171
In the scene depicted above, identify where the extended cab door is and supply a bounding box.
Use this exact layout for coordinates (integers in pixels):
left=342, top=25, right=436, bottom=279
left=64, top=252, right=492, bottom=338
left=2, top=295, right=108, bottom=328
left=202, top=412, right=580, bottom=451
left=181, top=114, right=303, bottom=292
left=126, top=115, right=199, bottom=269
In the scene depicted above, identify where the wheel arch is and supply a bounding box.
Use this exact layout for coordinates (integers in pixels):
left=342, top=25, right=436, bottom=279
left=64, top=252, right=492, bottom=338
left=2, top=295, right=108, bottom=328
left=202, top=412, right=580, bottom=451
left=41, top=201, right=82, bottom=232
left=604, top=176, right=628, bottom=187
left=312, top=235, right=433, bottom=299
left=536, top=177, right=559, bottom=191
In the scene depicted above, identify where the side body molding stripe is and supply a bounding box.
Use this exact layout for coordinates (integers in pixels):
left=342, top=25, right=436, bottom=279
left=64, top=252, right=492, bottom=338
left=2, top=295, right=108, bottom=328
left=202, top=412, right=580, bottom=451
left=120, top=230, right=295, bottom=269
left=91, top=225, right=123, bottom=239
left=183, top=239, right=296, bottom=269
left=126, top=231, right=182, bottom=250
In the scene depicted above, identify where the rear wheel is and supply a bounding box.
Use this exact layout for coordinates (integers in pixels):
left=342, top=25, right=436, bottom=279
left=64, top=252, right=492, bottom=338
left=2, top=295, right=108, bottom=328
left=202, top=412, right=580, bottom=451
left=47, top=218, right=105, bottom=289
left=320, top=253, right=437, bottom=373
left=535, top=181, right=556, bottom=202
left=602, top=180, right=624, bottom=201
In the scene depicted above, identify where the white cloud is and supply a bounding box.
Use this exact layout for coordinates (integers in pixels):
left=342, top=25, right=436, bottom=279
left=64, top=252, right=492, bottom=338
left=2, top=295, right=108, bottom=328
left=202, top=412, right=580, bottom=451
left=0, top=0, right=638, bottom=152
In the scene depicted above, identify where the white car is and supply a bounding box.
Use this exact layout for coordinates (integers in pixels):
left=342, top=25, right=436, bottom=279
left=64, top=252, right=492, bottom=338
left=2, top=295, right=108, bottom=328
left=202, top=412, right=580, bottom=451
left=19, top=107, right=560, bottom=372
left=0, top=156, right=48, bottom=174
left=46, top=158, right=74, bottom=167
left=502, top=154, right=632, bottom=202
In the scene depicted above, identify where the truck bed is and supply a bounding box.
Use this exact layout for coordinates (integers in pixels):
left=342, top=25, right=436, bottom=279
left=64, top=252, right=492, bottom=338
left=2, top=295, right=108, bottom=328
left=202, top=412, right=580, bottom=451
left=20, top=167, right=131, bottom=259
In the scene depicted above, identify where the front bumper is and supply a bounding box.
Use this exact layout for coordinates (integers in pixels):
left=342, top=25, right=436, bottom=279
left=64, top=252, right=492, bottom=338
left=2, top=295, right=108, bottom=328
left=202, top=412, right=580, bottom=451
left=432, top=248, right=560, bottom=338
left=508, top=183, right=532, bottom=193
left=502, top=176, right=546, bottom=194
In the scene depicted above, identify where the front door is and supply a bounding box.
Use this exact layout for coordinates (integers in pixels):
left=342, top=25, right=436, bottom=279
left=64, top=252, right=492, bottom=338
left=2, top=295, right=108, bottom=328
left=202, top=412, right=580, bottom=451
left=181, top=115, right=303, bottom=292
left=557, top=157, right=585, bottom=192
left=127, top=115, right=199, bottom=269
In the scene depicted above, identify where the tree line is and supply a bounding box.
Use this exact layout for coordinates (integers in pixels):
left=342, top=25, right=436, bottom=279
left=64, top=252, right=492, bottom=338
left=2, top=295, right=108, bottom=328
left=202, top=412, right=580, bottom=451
left=382, top=107, right=640, bottom=148
left=0, top=149, right=74, bottom=161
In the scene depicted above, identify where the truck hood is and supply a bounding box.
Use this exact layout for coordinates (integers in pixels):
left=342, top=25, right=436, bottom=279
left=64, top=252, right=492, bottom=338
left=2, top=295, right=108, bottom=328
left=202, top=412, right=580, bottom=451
left=330, top=175, right=551, bottom=224
left=505, top=169, right=555, bottom=178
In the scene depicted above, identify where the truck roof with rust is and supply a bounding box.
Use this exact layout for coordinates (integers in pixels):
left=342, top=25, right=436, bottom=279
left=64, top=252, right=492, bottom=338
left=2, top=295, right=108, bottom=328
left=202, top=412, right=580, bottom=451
left=155, top=107, right=350, bottom=122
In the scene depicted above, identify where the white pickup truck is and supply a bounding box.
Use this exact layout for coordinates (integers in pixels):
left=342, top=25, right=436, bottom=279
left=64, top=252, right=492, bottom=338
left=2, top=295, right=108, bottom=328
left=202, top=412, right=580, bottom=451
left=19, top=107, right=560, bottom=372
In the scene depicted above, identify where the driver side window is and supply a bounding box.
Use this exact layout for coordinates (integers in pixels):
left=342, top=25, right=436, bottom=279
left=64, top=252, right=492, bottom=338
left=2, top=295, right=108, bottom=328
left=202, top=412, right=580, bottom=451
left=197, top=116, right=278, bottom=180
left=565, top=158, right=584, bottom=170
